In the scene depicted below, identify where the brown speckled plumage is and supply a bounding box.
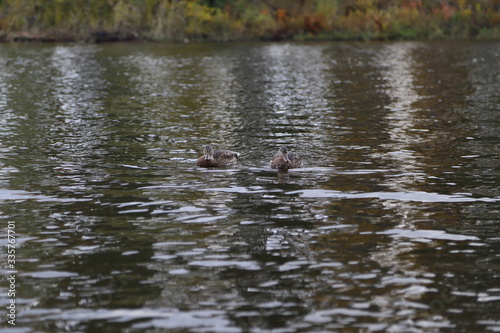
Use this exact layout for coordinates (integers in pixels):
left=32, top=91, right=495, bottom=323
left=197, top=145, right=240, bottom=167
left=270, top=146, right=302, bottom=169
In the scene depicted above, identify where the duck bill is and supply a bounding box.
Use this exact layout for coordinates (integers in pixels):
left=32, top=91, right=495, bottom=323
left=205, top=153, right=211, bottom=161
left=283, top=154, right=290, bottom=162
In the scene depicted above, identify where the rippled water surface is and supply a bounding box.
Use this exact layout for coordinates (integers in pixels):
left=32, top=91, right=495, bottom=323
left=1, top=41, right=500, bottom=332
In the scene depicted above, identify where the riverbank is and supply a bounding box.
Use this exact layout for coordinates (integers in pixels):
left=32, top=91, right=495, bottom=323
left=0, top=29, right=141, bottom=43
left=3, top=27, right=500, bottom=44
left=1, top=0, right=500, bottom=43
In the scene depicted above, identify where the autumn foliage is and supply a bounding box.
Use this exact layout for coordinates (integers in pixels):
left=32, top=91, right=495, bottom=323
left=1, top=0, right=499, bottom=42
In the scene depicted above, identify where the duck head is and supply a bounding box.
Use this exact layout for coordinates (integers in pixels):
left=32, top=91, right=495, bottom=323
left=279, top=146, right=290, bottom=162
left=203, top=145, right=214, bottom=160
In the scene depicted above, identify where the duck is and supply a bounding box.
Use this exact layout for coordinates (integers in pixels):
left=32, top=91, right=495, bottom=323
left=196, top=144, right=240, bottom=167
left=270, top=146, right=303, bottom=169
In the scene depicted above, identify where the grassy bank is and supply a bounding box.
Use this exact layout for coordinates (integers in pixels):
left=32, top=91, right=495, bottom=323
left=1, top=0, right=500, bottom=42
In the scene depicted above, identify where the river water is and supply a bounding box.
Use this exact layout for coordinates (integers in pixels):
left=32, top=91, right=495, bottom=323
left=0, top=41, right=499, bottom=332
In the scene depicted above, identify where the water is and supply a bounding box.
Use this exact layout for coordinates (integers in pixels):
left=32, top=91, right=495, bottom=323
left=0, top=40, right=499, bottom=332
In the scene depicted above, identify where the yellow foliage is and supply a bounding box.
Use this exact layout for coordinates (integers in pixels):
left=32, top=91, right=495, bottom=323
left=1, top=0, right=500, bottom=41
left=461, top=8, right=472, bottom=20
left=113, top=0, right=142, bottom=30
left=315, top=0, right=337, bottom=16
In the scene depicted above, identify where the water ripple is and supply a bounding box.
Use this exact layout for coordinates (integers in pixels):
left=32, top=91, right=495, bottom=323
left=288, top=189, right=500, bottom=202
left=378, top=229, right=479, bottom=241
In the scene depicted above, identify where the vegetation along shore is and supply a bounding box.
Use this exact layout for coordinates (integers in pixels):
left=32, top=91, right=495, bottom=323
left=1, top=0, right=500, bottom=43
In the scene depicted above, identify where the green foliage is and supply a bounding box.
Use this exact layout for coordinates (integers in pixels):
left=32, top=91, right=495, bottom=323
left=1, top=0, right=500, bottom=42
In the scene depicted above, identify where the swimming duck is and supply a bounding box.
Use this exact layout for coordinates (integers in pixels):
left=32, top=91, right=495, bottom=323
left=270, top=146, right=303, bottom=169
left=197, top=145, right=240, bottom=167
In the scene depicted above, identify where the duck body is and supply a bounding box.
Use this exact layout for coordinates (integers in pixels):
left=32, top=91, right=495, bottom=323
left=197, top=145, right=240, bottom=167
left=270, top=146, right=303, bottom=169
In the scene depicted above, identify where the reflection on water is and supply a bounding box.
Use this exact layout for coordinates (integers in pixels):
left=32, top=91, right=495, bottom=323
left=0, top=41, right=499, bottom=332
